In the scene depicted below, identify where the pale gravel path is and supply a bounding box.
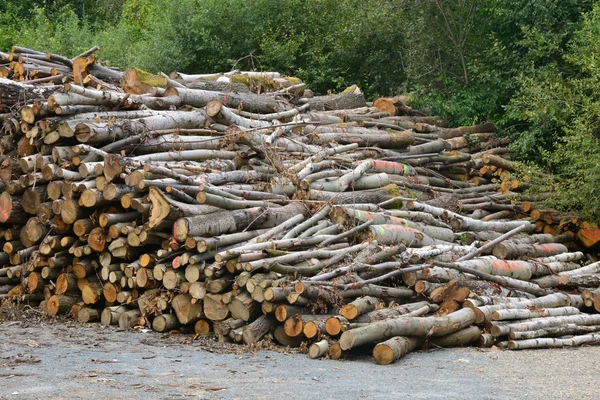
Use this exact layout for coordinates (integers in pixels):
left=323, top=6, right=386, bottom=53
left=0, top=321, right=598, bottom=400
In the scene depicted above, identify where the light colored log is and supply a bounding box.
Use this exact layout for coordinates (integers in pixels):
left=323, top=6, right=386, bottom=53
left=340, top=308, right=476, bottom=350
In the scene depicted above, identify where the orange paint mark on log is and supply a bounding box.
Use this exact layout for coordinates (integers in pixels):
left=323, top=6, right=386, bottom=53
left=536, top=243, right=563, bottom=255
left=489, top=259, right=526, bottom=274
left=367, top=160, right=410, bottom=175
left=578, top=228, right=600, bottom=248
left=354, top=210, right=378, bottom=222
left=388, top=216, right=408, bottom=226
left=416, top=319, right=425, bottom=336
left=0, top=199, right=12, bottom=223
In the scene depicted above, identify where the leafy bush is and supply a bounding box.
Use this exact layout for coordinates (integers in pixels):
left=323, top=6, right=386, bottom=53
left=505, top=3, right=600, bottom=220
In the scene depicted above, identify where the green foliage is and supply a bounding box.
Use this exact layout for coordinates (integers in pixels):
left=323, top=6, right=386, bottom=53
left=0, top=0, right=408, bottom=97
left=0, top=3, right=21, bottom=51
left=506, top=3, right=600, bottom=221
left=11, top=6, right=95, bottom=57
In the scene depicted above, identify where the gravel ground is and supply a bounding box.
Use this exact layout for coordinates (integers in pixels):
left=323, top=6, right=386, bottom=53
left=1, top=318, right=599, bottom=400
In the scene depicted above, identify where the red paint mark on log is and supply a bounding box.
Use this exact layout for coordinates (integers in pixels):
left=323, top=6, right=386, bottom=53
left=578, top=229, right=600, bottom=248
left=0, top=198, right=12, bottom=223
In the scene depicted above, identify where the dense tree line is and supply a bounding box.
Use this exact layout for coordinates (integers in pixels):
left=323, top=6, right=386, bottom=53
left=1, top=0, right=599, bottom=220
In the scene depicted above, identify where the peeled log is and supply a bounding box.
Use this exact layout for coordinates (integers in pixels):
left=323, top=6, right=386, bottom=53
left=340, top=308, right=476, bottom=350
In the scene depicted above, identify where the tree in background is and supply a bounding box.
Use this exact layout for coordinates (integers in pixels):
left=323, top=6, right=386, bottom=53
left=506, top=3, right=600, bottom=221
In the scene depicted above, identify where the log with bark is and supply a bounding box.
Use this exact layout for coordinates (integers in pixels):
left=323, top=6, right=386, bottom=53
left=1, top=43, right=599, bottom=367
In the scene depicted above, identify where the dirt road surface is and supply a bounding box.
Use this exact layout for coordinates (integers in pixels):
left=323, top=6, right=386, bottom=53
left=1, top=317, right=599, bottom=400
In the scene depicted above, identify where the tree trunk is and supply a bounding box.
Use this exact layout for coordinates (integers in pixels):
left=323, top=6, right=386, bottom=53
left=47, top=294, right=79, bottom=316
left=242, top=315, right=275, bottom=345
left=310, top=131, right=414, bottom=149
left=508, top=333, right=600, bottom=350
left=491, top=306, right=580, bottom=321
left=339, top=296, right=379, bottom=320
left=340, top=308, right=476, bottom=350
left=75, top=111, right=207, bottom=144
left=305, top=88, right=366, bottom=111
left=172, top=293, right=205, bottom=325
left=308, top=339, right=330, bottom=359
left=203, top=293, right=230, bottom=321
left=164, top=87, right=288, bottom=114
left=0, top=79, right=54, bottom=111
left=152, top=314, right=180, bottom=332
left=228, top=291, right=260, bottom=321
left=373, top=336, right=422, bottom=365
left=492, top=242, right=568, bottom=260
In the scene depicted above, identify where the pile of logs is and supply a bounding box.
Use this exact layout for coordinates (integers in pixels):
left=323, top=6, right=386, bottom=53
left=2, top=45, right=600, bottom=365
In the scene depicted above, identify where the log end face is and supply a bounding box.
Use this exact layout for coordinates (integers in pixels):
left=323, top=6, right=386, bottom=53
left=174, top=219, right=189, bottom=242
left=373, top=344, right=394, bottom=365
left=339, top=331, right=354, bottom=351
left=0, top=192, right=13, bottom=223
left=206, top=100, right=223, bottom=118
left=152, top=315, right=167, bottom=332
left=242, top=328, right=255, bottom=345
left=303, top=322, right=318, bottom=339
left=339, top=304, right=358, bottom=321
left=47, top=295, right=59, bottom=316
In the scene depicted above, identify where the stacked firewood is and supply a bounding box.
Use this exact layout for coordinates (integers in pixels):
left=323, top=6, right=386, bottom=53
left=2, top=45, right=600, bottom=365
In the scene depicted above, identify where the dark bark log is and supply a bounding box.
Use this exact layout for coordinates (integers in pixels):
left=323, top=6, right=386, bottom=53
left=0, top=79, right=54, bottom=111
left=242, top=315, right=276, bottom=344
